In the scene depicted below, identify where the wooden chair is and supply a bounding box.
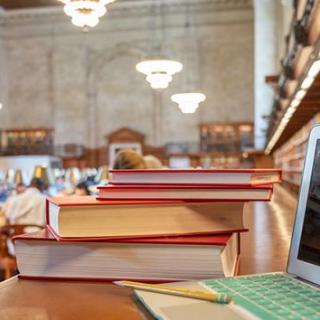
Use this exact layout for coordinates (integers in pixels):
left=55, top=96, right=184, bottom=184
left=0, top=224, right=43, bottom=280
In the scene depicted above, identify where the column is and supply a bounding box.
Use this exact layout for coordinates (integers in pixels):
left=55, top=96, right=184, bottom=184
left=254, top=0, right=279, bottom=149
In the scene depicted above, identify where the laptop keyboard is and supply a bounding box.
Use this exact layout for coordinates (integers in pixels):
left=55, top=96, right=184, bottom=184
left=202, top=273, right=320, bottom=320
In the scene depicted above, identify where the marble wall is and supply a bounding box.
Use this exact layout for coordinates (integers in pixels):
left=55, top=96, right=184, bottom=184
left=0, top=0, right=254, bottom=149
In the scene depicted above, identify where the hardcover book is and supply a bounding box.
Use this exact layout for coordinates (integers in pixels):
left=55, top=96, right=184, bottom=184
left=97, top=184, right=273, bottom=201
left=14, top=229, right=241, bottom=281
left=46, top=196, right=247, bottom=239
left=109, top=169, right=282, bottom=186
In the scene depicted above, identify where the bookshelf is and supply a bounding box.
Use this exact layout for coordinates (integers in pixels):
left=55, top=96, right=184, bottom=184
left=0, top=128, right=54, bottom=156
left=274, top=113, right=320, bottom=190
left=200, top=122, right=254, bottom=153
left=199, top=122, right=254, bottom=168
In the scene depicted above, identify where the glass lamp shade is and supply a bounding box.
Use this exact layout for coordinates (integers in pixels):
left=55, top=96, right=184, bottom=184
left=146, top=73, right=173, bottom=89
left=179, top=102, right=199, bottom=114
left=14, top=169, right=27, bottom=185
left=308, top=60, right=320, bottom=78
left=71, top=13, right=100, bottom=27
left=136, top=59, right=183, bottom=89
left=5, top=169, right=15, bottom=184
left=62, top=0, right=115, bottom=28
left=95, top=165, right=109, bottom=183
left=32, top=166, right=55, bottom=186
left=171, top=92, right=206, bottom=114
left=65, top=167, right=82, bottom=186
left=64, top=2, right=106, bottom=17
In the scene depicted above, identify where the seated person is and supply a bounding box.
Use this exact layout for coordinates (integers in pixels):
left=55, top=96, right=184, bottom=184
left=3, top=178, right=47, bottom=227
left=74, top=181, right=90, bottom=196
left=113, top=149, right=146, bottom=170
left=144, top=155, right=163, bottom=169
left=16, top=183, right=26, bottom=195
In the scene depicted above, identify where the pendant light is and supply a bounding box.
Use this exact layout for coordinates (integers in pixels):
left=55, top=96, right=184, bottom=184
left=171, top=0, right=206, bottom=113
left=58, top=0, right=115, bottom=29
left=136, top=59, right=182, bottom=90
left=136, top=0, right=183, bottom=90
left=171, top=92, right=206, bottom=113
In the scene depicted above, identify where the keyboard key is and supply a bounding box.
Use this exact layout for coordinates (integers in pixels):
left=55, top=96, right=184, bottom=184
left=274, top=308, right=291, bottom=317
left=263, top=292, right=277, bottom=298
left=304, top=300, right=319, bottom=307
left=264, top=303, right=279, bottom=311
left=282, top=314, right=303, bottom=320
left=237, top=291, right=252, bottom=297
left=296, top=310, right=318, bottom=317
left=286, top=292, right=297, bottom=298
left=307, top=315, right=320, bottom=320
left=282, top=300, right=299, bottom=308
left=294, top=295, right=310, bottom=303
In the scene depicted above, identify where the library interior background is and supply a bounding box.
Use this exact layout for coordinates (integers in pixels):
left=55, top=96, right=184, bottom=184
left=0, top=0, right=319, bottom=317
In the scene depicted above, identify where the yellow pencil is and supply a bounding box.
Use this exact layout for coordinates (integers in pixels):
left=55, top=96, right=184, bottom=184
left=114, top=280, right=232, bottom=304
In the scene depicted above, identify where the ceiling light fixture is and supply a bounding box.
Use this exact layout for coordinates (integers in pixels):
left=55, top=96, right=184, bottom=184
left=301, top=76, right=314, bottom=89
left=136, top=0, right=182, bottom=90
left=171, top=1, right=206, bottom=113
left=295, top=89, right=306, bottom=100
left=136, top=59, right=183, bottom=89
left=59, top=0, right=115, bottom=29
left=171, top=93, right=206, bottom=114
left=308, top=60, right=320, bottom=77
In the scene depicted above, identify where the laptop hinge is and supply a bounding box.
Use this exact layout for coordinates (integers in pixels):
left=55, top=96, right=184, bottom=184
left=288, top=273, right=320, bottom=289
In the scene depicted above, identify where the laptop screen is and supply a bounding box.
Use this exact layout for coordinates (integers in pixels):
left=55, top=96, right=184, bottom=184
left=297, top=139, right=320, bottom=266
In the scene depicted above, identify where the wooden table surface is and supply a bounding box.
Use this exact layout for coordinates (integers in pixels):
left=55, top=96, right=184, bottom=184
left=0, top=277, right=147, bottom=320
left=239, top=185, right=297, bottom=274
left=0, top=185, right=298, bottom=319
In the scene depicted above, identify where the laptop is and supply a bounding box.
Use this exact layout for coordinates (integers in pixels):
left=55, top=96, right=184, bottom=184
left=135, top=125, right=320, bottom=320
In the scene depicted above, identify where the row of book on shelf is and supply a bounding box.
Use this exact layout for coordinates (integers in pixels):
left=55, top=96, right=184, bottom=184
left=13, top=169, right=282, bottom=282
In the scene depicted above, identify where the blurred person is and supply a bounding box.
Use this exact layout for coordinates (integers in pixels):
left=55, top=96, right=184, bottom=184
left=113, top=149, right=146, bottom=170
left=50, top=175, right=67, bottom=196
left=0, top=181, right=9, bottom=203
left=74, top=181, right=90, bottom=196
left=16, top=183, right=26, bottom=195
left=144, top=155, right=163, bottom=169
left=55, top=176, right=66, bottom=192
left=3, top=177, right=47, bottom=226
left=1, top=183, right=26, bottom=216
left=86, top=175, right=97, bottom=186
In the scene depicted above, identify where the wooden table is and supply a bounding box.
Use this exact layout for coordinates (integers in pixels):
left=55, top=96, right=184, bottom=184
left=0, top=277, right=148, bottom=320
left=239, top=185, right=297, bottom=274
left=0, top=185, right=298, bottom=319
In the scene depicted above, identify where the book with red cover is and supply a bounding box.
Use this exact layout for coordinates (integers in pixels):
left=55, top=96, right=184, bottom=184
left=46, top=196, right=248, bottom=240
left=14, top=229, right=242, bottom=282
left=97, top=184, right=273, bottom=201
left=109, top=168, right=282, bottom=186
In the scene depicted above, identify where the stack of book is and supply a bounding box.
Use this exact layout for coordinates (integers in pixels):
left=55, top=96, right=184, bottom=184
left=14, top=169, right=281, bottom=282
